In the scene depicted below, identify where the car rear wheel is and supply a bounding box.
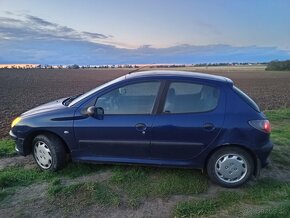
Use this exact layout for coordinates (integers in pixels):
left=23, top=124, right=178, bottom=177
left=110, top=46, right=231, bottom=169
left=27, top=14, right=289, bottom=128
left=207, top=147, right=254, bottom=188
left=32, top=134, right=66, bottom=171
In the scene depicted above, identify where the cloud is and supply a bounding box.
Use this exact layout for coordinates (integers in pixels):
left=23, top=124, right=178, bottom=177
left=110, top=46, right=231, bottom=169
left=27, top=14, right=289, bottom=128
left=1, top=38, right=289, bottom=65
left=0, top=13, right=289, bottom=65
left=0, top=13, right=111, bottom=42
left=26, top=15, right=58, bottom=27
left=0, top=17, right=22, bottom=24
left=82, top=31, right=109, bottom=39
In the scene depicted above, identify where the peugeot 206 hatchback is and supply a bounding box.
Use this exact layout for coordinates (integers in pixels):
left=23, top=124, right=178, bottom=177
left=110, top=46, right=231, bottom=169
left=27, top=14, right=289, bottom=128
left=10, top=71, right=273, bottom=187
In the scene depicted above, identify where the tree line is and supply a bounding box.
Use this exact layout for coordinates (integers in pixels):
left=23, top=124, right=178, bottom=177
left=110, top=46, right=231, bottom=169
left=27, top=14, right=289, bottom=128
left=266, top=60, right=290, bottom=71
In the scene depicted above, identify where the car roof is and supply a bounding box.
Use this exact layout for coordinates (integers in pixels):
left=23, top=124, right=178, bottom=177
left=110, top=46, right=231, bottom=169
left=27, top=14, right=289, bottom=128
left=125, top=70, right=233, bottom=84
left=69, top=70, right=233, bottom=107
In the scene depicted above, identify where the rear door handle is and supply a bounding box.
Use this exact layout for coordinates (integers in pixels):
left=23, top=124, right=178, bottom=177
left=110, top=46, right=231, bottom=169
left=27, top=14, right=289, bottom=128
left=203, top=123, right=215, bottom=131
left=135, top=123, right=147, bottom=132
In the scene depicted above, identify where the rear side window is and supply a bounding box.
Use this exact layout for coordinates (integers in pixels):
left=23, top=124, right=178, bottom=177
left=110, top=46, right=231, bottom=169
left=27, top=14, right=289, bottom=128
left=233, top=86, right=260, bottom=112
left=163, top=82, right=220, bottom=114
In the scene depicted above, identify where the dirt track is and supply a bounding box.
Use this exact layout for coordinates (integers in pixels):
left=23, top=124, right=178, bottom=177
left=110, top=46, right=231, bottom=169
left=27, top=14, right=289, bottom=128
left=0, top=68, right=290, bottom=138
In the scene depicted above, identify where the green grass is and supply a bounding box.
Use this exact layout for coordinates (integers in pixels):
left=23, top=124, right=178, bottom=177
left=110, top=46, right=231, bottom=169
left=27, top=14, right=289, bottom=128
left=265, top=108, right=290, bottom=166
left=265, top=108, right=290, bottom=146
left=265, top=108, right=290, bottom=147
left=48, top=183, right=84, bottom=196
left=110, top=166, right=208, bottom=207
left=175, top=191, right=242, bottom=217
left=270, top=150, right=290, bottom=166
left=93, top=182, right=120, bottom=206
left=56, top=162, right=103, bottom=178
left=45, top=166, right=208, bottom=209
left=251, top=202, right=290, bottom=218
left=0, top=139, right=16, bottom=157
left=0, top=162, right=105, bottom=189
left=265, top=108, right=290, bottom=122
left=0, top=167, right=55, bottom=188
left=244, top=179, right=290, bottom=204
left=267, top=119, right=290, bottom=147
left=48, top=181, right=120, bottom=207
left=174, top=179, right=290, bottom=217
left=152, top=169, right=208, bottom=196
left=0, top=189, right=14, bottom=202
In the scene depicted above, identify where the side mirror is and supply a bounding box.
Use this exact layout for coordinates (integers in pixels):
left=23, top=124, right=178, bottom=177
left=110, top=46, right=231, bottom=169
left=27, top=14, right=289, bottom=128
left=87, top=106, right=104, bottom=119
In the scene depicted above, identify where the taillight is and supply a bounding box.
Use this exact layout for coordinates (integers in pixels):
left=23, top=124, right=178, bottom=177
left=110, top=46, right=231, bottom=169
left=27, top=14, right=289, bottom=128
left=249, top=120, right=271, bottom=134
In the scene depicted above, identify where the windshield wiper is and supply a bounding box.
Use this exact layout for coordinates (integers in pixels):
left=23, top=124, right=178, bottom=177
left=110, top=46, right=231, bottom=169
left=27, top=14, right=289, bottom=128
left=63, top=94, right=82, bottom=106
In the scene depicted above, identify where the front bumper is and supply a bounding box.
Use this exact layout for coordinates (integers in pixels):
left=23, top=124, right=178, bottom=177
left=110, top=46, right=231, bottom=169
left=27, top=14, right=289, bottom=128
left=9, top=130, right=26, bottom=156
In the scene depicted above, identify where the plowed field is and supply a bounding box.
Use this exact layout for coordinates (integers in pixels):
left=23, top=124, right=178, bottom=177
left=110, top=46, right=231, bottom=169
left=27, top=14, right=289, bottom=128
left=1, top=67, right=289, bottom=138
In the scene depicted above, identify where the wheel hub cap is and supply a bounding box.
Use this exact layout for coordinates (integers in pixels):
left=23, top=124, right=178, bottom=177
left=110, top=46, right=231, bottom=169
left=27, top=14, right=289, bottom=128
left=34, top=141, right=52, bottom=169
left=215, top=154, right=247, bottom=183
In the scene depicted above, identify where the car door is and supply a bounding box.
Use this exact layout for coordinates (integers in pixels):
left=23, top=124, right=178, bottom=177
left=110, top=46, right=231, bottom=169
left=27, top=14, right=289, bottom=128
left=74, top=81, right=161, bottom=159
left=150, top=80, right=225, bottom=160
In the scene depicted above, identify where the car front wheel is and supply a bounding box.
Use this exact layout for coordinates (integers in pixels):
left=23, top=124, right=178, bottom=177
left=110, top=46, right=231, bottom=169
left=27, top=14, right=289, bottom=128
left=32, top=134, right=66, bottom=171
left=207, top=147, right=254, bottom=188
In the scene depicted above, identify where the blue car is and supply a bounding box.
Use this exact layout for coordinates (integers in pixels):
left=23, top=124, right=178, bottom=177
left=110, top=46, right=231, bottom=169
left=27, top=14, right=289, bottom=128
left=10, top=71, right=273, bottom=187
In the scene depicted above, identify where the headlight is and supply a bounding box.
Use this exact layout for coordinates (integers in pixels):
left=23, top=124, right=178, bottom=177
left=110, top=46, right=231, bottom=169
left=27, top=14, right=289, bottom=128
left=11, top=117, right=21, bottom=128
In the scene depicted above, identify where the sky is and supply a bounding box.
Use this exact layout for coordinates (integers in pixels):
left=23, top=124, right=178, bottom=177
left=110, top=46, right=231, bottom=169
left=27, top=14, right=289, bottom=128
left=0, top=0, right=290, bottom=65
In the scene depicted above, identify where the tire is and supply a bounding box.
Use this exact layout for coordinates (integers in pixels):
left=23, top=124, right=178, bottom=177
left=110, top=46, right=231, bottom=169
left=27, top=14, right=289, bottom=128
left=32, top=134, right=66, bottom=171
left=207, top=147, right=254, bottom=188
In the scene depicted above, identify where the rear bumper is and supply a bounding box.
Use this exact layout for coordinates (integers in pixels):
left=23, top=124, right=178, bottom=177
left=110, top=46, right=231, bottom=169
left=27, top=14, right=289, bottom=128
left=9, top=130, right=26, bottom=156
left=255, top=140, right=273, bottom=168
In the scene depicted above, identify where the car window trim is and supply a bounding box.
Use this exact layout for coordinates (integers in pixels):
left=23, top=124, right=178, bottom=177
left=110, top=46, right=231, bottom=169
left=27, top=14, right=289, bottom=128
left=156, top=81, right=170, bottom=114
left=152, top=80, right=167, bottom=115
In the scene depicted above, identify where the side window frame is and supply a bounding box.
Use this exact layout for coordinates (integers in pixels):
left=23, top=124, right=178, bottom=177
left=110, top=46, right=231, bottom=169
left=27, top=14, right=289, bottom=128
left=92, top=80, right=164, bottom=115
left=157, top=80, right=221, bottom=115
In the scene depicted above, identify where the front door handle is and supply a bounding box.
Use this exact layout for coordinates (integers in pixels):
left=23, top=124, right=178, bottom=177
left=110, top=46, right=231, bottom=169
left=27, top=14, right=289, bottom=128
left=203, top=123, right=215, bottom=131
left=135, top=123, right=147, bottom=134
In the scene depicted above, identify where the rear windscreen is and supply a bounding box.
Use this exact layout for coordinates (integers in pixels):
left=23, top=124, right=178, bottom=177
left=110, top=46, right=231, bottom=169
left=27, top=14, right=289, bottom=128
left=233, top=86, right=260, bottom=112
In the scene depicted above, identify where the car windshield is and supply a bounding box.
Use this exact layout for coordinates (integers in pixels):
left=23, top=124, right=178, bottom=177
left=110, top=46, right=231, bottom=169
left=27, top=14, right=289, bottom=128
left=68, top=75, right=126, bottom=107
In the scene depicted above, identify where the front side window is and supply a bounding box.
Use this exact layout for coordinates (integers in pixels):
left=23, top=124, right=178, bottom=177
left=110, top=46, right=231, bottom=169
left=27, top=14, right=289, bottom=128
left=96, top=82, right=160, bottom=114
left=163, top=82, right=220, bottom=113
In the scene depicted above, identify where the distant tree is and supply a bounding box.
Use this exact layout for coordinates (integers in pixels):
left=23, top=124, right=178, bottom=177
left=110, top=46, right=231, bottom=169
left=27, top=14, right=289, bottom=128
left=68, top=64, right=80, bottom=69
left=266, top=60, right=290, bottom=71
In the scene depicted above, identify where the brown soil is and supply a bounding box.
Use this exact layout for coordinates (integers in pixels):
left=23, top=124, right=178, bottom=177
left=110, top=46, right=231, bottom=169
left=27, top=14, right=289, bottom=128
left=1, top=68, right=290, bottom=138
left=0, top=155, right=34, bottom=170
